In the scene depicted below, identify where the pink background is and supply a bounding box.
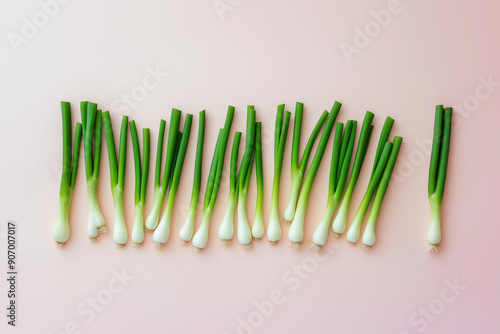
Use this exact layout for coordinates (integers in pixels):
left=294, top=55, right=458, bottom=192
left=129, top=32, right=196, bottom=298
left=1, top=0, right=499, bottom=333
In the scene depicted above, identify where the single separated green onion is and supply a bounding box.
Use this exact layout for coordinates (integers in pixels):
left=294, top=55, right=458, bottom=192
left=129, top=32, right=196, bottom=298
left=80, top=102, right=105, bottom=241
left=218, top=131, right=242, bottom=245
left=52, top=102, right=83, bottom=247
left=284, top=102, right=329, bottom=222
left=153, top=114, right=193, bottom=247
left=346, top=117, right=395, bottom=244
left=251, top=122, right=264, bottom=240
left=427, top=106, right=452, bottom=253
left=192, top=106, right=235, bottom=253
left=310, top=120, right=357, bottom=252
left=103, top=112, right=129, bottom=248
left=179, top=110, right=206, bottom=245
left=236, top=106, right=256, bottom=249
left=267, top=105, right=291, bottom=244
left=331, top=111, right=374, bottom=238
left=361, top=136, right=403, bottom=250
left=288, top=102, right=340, bottom=250
left=145, top=109, right=182, bottom=232
left=129, top=121, right=150, bottom=247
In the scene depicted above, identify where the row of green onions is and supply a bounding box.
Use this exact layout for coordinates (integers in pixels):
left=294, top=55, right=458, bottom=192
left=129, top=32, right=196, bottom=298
left=52, top=100, right=411, bottom=252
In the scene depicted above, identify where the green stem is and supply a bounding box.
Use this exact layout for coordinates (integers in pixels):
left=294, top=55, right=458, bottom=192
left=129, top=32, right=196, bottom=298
left=435, top=107, right=452, bottom=199
left=160, top=109, right=182, bottom=193
left=154, top=119, right=166, bottom=188
left=428, top=105, right=444, bottom=197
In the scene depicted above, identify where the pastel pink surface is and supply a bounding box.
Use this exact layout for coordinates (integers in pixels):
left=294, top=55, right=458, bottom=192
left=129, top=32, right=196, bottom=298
left=1, top=1, right=499, bottom=333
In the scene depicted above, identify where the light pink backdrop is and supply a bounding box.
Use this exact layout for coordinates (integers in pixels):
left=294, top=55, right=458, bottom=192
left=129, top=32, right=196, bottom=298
left=1, top=0, right=499, bottom=333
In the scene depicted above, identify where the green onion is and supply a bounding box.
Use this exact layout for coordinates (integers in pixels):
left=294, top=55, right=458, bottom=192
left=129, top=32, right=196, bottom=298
left=361, top=136, right=403, bottom=250
left=218, top=131, right=242, bottom=245
left=289, top=102, right=340, bottom=250
left=267, top=105, right=291, bottom=244
left=153, top=114, right=193, bottom=247
left=103, top=112, right=129, bottom=247
left=145, top=109, right=181, bottom=232
left=80, top=102, right=105, bottom=241
left=129, top=121, right=150, bottom=246
left=310, top=120, right=356, bottom=251
left=331, top=111, right=374, bottom=238
left=346, top=141, right=393, bottom=244
left=427, top=106, right=452, bottom=253
left=236, top=106, right=256, bottom=249
left=251, top=122, right=264, bottom=240
left=237, top=146, right=255, bottom=249
left=346, top=117, right=394, bottom=244
left=179, top=110, right=206, bottom=245
left=192, top=106, right=235, bottom=253
left=52, top=102, right=83, bottom=247
left=284, top=102, right=329, bottom=222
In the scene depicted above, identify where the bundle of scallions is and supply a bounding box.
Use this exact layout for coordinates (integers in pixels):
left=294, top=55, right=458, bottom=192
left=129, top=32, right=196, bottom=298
left=427, top=105, right=452, bottom=253
left=52, top=100, right=410, bottom=252
left=52, top=102, right=82, bottom=247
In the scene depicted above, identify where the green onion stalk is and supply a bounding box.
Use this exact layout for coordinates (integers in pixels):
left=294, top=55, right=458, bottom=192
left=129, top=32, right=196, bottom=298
left=145, top=109, right=182, bottom=232
left=251, top=122, right=264, bottom=240
left=218, top=131, right=242, bottom=245
left=237, top=147, right=255, bottom=249
left=192, top=106, right=235, bottom=253
left=284, top=102, right=328, bottom=222
left=346, top=117, right=394, bottom=244
left=288, top=102, right=340, bottom=250
left=427, top=106, right=452, bottom=253
left=236, top=106, right=256, bottom=249
left=80, top=102, right=105, bottom=241
left=153, top=114, right=193, bottom=248
left=267, top=105, right=291, bottom=244
left=129, top=121, right=150, bottom=247
left=361, top=136, right=403, bottom=250
left=103, top=112, right=129, bottom=248
left=52, top=102, right=83, bottom=247
left=331, top=111, right=374, bottom=238
left=179, top=110, right=206, bottom=245
left=310, top=120, right=356, bottom=252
